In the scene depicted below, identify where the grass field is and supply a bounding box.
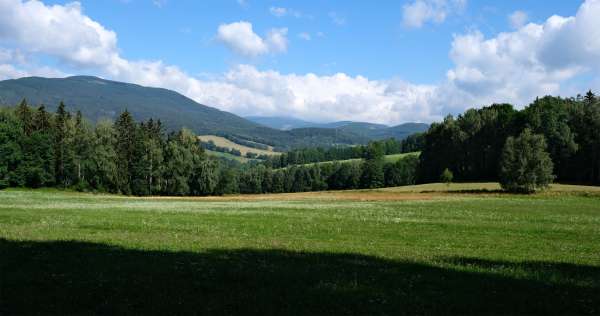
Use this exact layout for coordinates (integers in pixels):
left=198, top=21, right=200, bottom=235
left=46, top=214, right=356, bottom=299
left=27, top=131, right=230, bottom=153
left=281, top=152, right=419, bottom=169
left=197, top=135, right=279, bottom=157
left=1, top=185, right=600, bottom=315
left=204, top=149, right=257, bottom=163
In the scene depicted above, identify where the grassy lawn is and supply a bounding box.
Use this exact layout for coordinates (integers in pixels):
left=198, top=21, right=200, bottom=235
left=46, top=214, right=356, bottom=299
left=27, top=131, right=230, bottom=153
left=1, top=186, right=600, bottom=314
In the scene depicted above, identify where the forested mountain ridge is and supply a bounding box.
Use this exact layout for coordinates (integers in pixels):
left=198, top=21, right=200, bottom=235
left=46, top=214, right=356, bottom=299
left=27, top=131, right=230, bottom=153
left=0, top=76, right=394, bottom=149
left=246, top=115, right=429, bottom=139
left=2, top=91, right=599, bottom=196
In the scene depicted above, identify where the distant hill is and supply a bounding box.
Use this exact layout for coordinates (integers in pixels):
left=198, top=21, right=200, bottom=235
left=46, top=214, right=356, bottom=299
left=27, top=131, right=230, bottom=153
left=246, top=116, right=429, bottom=140
left=0, top=76, right=375, bottom=149
left=244, top=116, right=317, bottom=130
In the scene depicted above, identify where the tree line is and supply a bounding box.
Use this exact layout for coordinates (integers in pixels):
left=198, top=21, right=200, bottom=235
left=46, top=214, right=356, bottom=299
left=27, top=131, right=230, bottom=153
left=418, top=91, right=600, bottom=188
left=263, top=133, right=424, bottom=168
left=0, top=100, right=419, bottom=195
left=0, top=101, right=219, bottom=195
left=2, top=90, right=599, bottom=195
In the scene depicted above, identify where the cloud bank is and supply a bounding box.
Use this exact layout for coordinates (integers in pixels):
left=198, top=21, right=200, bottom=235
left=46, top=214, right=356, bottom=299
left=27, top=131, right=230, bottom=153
left=1, top=0, right=600, bottom=125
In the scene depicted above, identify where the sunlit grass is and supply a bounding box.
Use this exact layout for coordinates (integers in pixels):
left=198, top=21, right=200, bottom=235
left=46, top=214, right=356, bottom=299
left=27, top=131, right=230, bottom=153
left=1, top=187, right=599, bottom=314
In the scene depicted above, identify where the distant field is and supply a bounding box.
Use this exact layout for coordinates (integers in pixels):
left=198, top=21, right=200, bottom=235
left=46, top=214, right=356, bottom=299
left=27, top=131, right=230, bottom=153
left=1, top=184, right=599, bottom=314
left=204, top=149, right=256, bottom=163
left=197, top=135, right=279, bottom=157
left=283, top=151, right=420, bottom=169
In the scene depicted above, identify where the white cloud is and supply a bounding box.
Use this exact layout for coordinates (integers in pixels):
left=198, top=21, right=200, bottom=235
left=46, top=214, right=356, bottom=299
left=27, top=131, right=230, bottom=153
left=0, top=0, right=119, bottom=68
left=265, top=28, right=288, bottom=53
left=3, top=0, right=600, bottom=125
left=298, top=32, right=311, bottom=41
left=328, top=12, right=346, bottom=26
left=446, top=0, right=600, bottom=107
left=269, top=6, right=286, bottom=17
left=269, top=6, right=302, bottom=18
left=402, top=0, right=467, bottom=28
left=216, top=21, right=287, bottom=57
left=508, top=10, right=528, bottom=29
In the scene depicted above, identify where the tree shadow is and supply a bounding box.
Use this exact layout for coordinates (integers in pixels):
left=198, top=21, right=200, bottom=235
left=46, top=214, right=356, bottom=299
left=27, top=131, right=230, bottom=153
left=1, top=239, right=599, bottom=315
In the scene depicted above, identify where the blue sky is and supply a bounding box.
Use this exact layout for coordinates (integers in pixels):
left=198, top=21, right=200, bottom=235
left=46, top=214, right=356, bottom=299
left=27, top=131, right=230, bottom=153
left=0, top=0, right=596, bottom=124
left=50, top=0, right=579, bottom=82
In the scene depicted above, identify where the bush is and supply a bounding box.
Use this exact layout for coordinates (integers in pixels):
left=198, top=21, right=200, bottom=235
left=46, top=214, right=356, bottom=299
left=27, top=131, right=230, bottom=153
left=499, top=129, right=555, bottom=193
left=440, top=168, right=453, bottom=185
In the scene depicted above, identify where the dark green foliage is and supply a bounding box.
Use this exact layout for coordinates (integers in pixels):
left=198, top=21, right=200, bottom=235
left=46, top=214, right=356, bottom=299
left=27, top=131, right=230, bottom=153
left=266, top=137, right=420, bottom=169
left=53, top=102, right=75, bottom=187
left=0, top=103, right=220, bottom=196
left=114, top=110, right=136, bottom=194
left=1, top=89, right=599, bottom=196
left=0, top=76, right=392, bottom=149
left=384, top=155, right=419, bottom=187
left=214, top=168, right=239, bottom=195
left=419, top=104, right=519, bottom=182
left=500, top=129, right=555, bottom=193
left=418, top=97, right=600, bottom=186
left=440, top=168, right=453, bottom=185
left=360, top=142, right=385, bottom=189
left=0, top=109, right=23, bottom=188
left=89, top=120, right=118, bottom=192
left=524, top=97, right=577, bottom=179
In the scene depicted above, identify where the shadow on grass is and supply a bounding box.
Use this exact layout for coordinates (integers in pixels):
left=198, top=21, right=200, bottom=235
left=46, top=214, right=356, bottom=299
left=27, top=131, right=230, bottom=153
left=1, top=239, right=599, bottom=315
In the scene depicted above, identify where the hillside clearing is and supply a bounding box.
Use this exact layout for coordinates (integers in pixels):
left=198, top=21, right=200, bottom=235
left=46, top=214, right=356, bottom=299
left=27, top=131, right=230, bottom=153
left=197, top=135, right=279, bottom=157
left=1, top=186, right=599, bottom=314
left=279, top=151, right=420, bottom=169
left=204, top=149, right=256, bottom=163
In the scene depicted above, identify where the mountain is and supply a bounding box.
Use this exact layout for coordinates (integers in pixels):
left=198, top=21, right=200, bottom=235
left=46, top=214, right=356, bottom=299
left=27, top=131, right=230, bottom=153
left=244, top=116, right=317, bottom=130
left=0, top=76, right=372, bottom=149
left=246, top=116, right=429, bottom=140
left=337, top=122, right=429, bottom=140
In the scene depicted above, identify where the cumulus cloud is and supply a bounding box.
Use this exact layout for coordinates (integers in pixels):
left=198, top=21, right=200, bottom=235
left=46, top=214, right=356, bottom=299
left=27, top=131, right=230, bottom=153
left=0, top=0, right=118, bottom=68
left=328, top=12, right=346, bottom=26
left=402, top=0, right=466, bottom=28
left=2, top=0, right=600, bottom=125
left=446, top=0, right=600, bottom=107
left=508, top=10, right=528, bottom=29
left=216, top=21, right=287, bottom=57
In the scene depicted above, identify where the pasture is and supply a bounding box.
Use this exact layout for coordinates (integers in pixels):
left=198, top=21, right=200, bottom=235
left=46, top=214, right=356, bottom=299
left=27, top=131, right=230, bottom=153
left=1, top=185, right=600, bottom=315
left=197, top=135, right=279, bottom=157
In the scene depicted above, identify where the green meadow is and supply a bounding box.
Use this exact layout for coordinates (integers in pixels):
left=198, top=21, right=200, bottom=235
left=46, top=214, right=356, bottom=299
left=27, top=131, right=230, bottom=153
left=1, top=186, right=600, bottom=315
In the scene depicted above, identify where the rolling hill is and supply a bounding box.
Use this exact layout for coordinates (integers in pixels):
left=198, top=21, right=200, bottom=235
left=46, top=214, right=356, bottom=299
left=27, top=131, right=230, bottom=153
left=246, top=116, right=429, bottom=140
left=0, top=76, right=427, bottom=148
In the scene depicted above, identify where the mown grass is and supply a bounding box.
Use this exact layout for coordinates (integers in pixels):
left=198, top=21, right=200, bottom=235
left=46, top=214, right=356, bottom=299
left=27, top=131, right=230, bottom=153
left=204, top=149, right=257, bottom=163
left=197, top=135, right=279, bottom=157
left=1, top=187, right=600, bottom=315
left=280, top=152, right=420, bottom=169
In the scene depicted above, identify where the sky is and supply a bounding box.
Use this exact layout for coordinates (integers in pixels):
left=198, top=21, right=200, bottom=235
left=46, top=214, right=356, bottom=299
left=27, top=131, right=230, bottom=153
left=0, top=0, right=598, bottom=125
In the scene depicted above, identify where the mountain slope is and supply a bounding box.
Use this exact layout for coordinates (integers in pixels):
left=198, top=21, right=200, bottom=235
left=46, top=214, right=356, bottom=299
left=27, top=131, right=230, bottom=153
left=246, top=116, right=429, bottom=140
left=0, top=76, right=276, bottom=139
left=244, top=116, right=316, bottom=130
left=0, top=76, right=369, bottom=148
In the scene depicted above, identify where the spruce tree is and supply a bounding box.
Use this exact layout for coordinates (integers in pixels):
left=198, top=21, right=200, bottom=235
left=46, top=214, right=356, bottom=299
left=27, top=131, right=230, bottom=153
left=114, top=110, right=136, bottom=194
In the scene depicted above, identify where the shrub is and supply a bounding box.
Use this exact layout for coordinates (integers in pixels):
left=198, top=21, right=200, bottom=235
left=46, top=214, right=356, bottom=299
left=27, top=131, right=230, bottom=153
left=440, top=168, right=453, bottom=186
